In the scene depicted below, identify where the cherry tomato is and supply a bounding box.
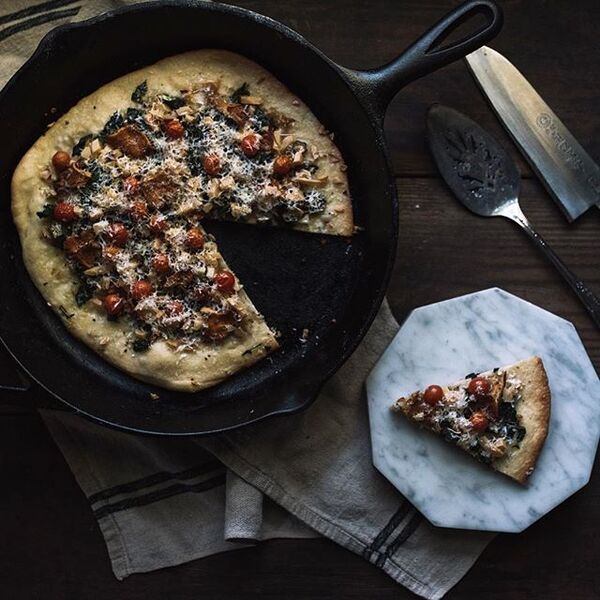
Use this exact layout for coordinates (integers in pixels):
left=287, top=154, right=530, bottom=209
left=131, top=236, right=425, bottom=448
left=148, top=214, right=167, bottom=234
left=103, top=293, right=125, bottom=317
left=469, top=411, right=489, bottom=432
left=467, top=376, right=491, bottom=399
left=106, top=222, right=129, bottom=246
left=423, top=384, right=444, bottom=406
left=273, top=155, right=293, bottom=176
left=215, top=270, right=235, bottom=292
left=53, top=201, right=77, bottom=222
left=168, top=300, right=185, bottom=315
left=202, top=155, right=221, bottom=177
left=240, top=133, right=260, bottom=157
left=186, top=227, right=205, bottom=249
left=51, top=150, right=71, bottom=172
left=259, top=130, right=274, bottom=152
left=123, top=175, right=140, bottom=195
left=129, top=201, right=148, bottom=221
left=131, top=280, right=153, bottom=301
left=164, top=119, right=185, bottom=139
left=151, top=253, right=170, bottom=274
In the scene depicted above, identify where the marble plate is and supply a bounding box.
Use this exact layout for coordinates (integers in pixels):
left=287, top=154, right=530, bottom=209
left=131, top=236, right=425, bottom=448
left=366, top=288, right=600, bottom=532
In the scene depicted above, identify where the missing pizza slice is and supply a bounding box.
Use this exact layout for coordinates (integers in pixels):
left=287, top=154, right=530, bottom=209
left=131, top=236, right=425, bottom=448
left=391, top=357, right=551, bottom=484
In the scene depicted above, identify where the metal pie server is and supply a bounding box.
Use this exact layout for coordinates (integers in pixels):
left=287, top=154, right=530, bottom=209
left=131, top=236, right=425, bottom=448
left=466, top=46, right=600, bottom=222
left=427, top=104, right=600, bottom=328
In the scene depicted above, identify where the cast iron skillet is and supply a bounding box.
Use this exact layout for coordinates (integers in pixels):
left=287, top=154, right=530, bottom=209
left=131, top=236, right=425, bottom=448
left=0, top=0, right=502, bottom=435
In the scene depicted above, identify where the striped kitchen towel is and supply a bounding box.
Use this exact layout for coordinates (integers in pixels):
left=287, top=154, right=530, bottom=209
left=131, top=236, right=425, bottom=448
left=2, top=2, right=493, bottom=598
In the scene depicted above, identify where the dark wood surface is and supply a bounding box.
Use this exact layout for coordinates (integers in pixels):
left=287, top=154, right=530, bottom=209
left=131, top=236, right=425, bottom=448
left=2, top=1, right=599, bottom=598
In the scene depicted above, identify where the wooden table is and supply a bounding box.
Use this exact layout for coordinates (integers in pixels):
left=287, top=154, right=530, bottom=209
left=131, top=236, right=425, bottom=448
left=2, top=1, right=599, bottom=598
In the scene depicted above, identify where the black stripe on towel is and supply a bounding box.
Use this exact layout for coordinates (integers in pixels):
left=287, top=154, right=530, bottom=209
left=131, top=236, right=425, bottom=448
left=93, top=473, right=227, bottom=519
left=375, top=510, right=424, bottom=567
left=0, top=0, right=78, bottom=26
left=362, top=500, right=412, bottom=560
left=88, top=460, right=224, bottom=505
left=0, top=7, right=80, bottom=44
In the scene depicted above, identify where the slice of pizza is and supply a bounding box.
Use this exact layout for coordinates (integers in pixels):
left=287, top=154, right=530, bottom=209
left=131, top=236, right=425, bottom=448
left=12, top=50, right=353, bottom=392
left=391, top=357, right=550, bottom=483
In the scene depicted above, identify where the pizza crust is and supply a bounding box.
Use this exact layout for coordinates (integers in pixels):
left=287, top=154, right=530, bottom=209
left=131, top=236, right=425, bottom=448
left=9, top=50, right=364, bottom=391
left=492, top=356, right=551, bottom=483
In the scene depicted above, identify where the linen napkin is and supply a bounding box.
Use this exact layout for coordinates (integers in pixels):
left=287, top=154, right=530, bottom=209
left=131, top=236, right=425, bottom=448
left=2, top=2, right=493, bottom=598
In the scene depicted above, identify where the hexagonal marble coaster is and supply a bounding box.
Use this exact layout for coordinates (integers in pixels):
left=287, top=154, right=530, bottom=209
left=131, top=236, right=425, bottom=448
left=366, top=288, right=600, bottom=532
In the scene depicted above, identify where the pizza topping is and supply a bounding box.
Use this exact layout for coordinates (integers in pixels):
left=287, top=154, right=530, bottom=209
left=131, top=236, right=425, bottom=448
left=106, top=125, right=154, bottom=158
left=106, top=222, right=129, bottom=246
left=168, top=300, right=185, bottom=315
left=37, top=79, right=343, bottom=352
left=63, top=231, right=99, bottom=269
left=164, top=119, right=185, bottom=139
left=140, top=171, right=177, bottom=208
left=202, top=155, right=221, bottom=176
left=273, top=155, right=293, bottom=176
left=103, top=245, right=121, bottom=262
left=55, top=163, right=91, bottom=191
left=203, top=309, right=240, bottom=341
left=151, top=253, right=170, bottom=274
left=423, top=384, right=444, bottom=406
left=53, top=201, right=77, bottom=222
left=226, top=104, right=249, bottom=128
left=240, top=95, right=263, bottom=106
left=215, top=270, right=235, bottom=292
left=469, top=411, right=489, bottom=432
left=186, top=227, right=205, bottom=249
left=393, top=368, right=527, bottom=465
left=52, top=151, right=71, bottom=172
left=123, top=176, right=140, bottom=195
left=103, top=293, right=126, bottom=317
left=129, top=201, right=148, bottom=221
left=240, top=133, right=261, bottom=157
left=149, top=214, right=168, bottom=234
left=467, top=376, right=491, bottom=399
left=131, top=80, right=148, bottom=104
left=131, top=280, right=153, bottom=301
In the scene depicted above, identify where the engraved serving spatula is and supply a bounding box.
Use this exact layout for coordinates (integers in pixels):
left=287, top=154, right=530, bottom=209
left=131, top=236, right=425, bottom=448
left=427, top=104, right=600, bottom=328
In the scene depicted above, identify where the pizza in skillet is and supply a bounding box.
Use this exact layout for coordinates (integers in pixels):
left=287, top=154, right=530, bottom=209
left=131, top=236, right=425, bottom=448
left=391, top=357, right=550, bottom=483
left=11, top=50, right=353, bottom=392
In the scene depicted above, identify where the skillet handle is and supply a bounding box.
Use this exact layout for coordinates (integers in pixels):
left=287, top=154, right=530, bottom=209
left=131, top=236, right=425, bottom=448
left=348, top=0, right=503, bottom=112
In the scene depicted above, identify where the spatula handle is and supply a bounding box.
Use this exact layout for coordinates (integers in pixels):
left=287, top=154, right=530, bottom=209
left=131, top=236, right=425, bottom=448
left=507, top=207, right=600, bottom=328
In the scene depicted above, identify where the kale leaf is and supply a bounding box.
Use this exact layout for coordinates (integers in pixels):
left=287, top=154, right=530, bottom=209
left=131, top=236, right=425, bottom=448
left=230, top=82, right=249, bottom=103
left=125, top=107, right=152, bottom=133
left=75, top=283, right=93, bottom=307
left=251, top=106, right=272, bottom=131
left=99, top=111, right=124, bottom=140
left=496, top=401, right=527, bottom=443
left=72, top=134, right=93, bottom=156
left=132, top=338, right=151, bottom=352
left=36, top=203, right=54, bottom=219
left=159, top=94, right=185, bottom=110
left=184, top=117, right=207, bottom=176
left=131, top=80, right=148, bottom=104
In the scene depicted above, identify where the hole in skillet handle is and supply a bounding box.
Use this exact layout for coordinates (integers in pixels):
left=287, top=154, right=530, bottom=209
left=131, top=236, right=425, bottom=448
left=346, top=0, right=503, bottom=114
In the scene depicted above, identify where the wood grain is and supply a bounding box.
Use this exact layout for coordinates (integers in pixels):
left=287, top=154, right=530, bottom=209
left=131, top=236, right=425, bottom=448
left=1, top=0, right=599, bottom=598
left=231, top=0, right=600, bottom=178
